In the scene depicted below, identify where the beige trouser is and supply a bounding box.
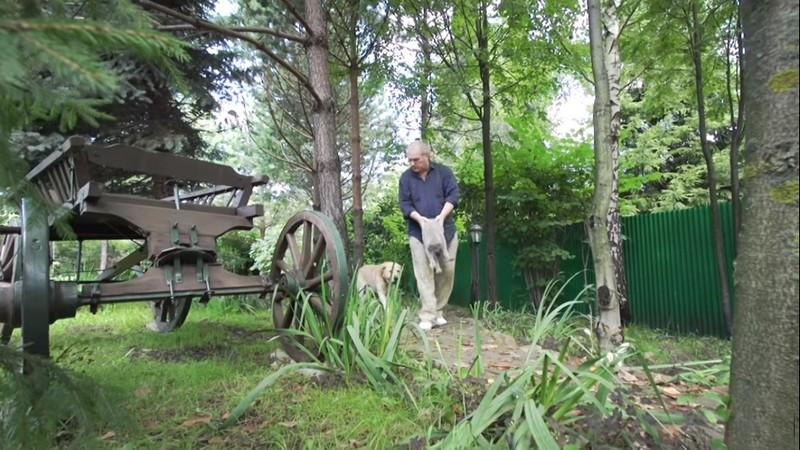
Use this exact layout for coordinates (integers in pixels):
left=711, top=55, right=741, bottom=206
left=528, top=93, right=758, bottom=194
left=410, top=233, right=459, bottom=323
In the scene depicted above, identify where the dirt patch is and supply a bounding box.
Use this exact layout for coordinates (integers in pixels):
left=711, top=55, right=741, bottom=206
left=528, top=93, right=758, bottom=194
left=65, top=324, right=115, bottom=335
left=223, top=325, right=276, bottom=340
left=127, top=345, right=236, bottom=362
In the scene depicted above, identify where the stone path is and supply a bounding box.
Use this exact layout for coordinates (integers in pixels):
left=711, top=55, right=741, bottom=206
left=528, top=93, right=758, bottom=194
left=403, top=307, right=542, bottom=379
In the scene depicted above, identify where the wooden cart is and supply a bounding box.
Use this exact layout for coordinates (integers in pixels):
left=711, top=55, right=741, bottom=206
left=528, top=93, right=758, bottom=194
left=0, top=137, right=348, bottom=362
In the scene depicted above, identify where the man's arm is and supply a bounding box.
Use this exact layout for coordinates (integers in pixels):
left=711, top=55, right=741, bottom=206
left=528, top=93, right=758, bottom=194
left=435, top=166, right=460, bottom=222
left=399, top=174, right=424, bottom=224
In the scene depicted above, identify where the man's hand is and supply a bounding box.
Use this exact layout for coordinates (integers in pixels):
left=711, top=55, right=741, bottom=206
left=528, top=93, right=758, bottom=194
left=435, top=202, right=455, bottom=224
left=409, top=211, right=425, bottom=224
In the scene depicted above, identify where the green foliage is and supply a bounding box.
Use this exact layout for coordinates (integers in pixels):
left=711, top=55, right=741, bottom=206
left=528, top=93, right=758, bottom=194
left=625, top=324, right=731, bottom=365
left=217, top=230, right=260, bottom=275
left=0, top=346, right=121, bottom=449
left=615, top=0, right=743, bottom=214
left=457, top=117, right=593, bottom=288
left=362, top=188, right=415, bottom=285
left=0, top=0, right=188, bottom=209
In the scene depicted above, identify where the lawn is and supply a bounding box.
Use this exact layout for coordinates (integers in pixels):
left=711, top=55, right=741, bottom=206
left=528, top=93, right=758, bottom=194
left=2, top=299, right=732, bottom=449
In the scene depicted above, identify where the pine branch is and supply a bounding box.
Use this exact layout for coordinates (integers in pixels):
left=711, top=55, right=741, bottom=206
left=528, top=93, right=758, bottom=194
left=134, top=0, right=321, bottom=105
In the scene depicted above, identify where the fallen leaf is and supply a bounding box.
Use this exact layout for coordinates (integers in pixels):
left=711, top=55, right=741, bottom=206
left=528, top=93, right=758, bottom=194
left=488, top=362, right=516, bottom=370
left=135, top=386, right=153, bottom=398
left=207, top=436, right=225, bottom=446
left=143, top=419, right=159, bottom=429
left=350, top=438, right=366, bottom=448
left=618, top=369, right=639, bottom=383
left=661, top=386, right=681, bottom=399
left=653, top=373, right=672, bottom=385
left=221, top=412, right=231, bottom=421
left=182, top=413, right=213, bottom=428
left=663, top=425, right=682, bottom=438
left=99, top=431, right=116, bottom=440
left=278, top=421, right=298, bottom=428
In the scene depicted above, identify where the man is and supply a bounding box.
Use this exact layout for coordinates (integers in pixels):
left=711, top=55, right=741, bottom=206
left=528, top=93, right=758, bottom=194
left=399, top=140, right=460, bottom=331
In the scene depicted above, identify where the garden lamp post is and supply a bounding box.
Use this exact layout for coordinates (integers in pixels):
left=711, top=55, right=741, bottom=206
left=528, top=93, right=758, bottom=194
left=469, top=224, right=483, bottom=306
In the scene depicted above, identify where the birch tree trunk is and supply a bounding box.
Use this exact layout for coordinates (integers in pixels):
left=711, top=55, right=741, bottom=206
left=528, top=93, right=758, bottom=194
left=306, top=0, right=347, bottom=241
left=587, top=0, right=623, bottom=352
left=726, top=0, right=799, bottom=447
left=602, top=0, right=630, bottom=325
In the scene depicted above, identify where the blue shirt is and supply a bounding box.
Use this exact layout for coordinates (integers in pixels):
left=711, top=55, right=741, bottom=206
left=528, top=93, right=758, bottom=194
left=399, top=163, right=460, bottom=244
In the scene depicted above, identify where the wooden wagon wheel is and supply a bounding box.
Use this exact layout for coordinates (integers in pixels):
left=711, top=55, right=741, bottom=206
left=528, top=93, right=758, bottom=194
left=270, top=211, right=349, bottom=361
left=148, top=297, right=192, bottom=332
left=0, top=232, right=20, bottom=344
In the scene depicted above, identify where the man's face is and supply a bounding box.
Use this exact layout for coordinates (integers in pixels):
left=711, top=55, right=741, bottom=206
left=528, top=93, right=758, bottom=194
left=407, top=149, right=430, bottom=173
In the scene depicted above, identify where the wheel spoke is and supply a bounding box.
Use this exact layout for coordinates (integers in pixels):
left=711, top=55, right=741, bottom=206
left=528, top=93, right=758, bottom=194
left=308, top=295, right=331, bottom=319
left=276, top=259, right=292, bottom=274
left=286, top=233, right=301, bottom=271
left=306, top=271, right=333, bottom=290
left=301, top=221, right=312, bottom=268
left=273, top=297, right=292, bottom=328
left=304, top=234, right=326, bottom=278
left=159, top=302, right=168, bottom=323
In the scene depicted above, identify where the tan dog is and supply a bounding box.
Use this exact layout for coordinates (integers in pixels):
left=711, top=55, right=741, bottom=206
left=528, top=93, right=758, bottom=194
left=356, top=262, right=403, bottom=308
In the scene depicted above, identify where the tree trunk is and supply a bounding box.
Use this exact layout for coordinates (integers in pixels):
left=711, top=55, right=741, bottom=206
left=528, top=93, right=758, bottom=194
left=346, top=0, right=364, bottom=265
left=417, top=9, right=431, bottom=141
left=306, top=0, right=347, bottom=241
left=726, top=0, right=799, bottom=447
left=419, top=32, right=432, bottom=140
left=477, top=1, right=498, bottom=306
left=689, top=1, right=733, bottom=335
left=602, top=0, right=631, bottom=326
left=349, top=62, right=364, bottom=266
left=587, top=0, right=623, bottom=353
left=726, top=9, right=744, bottom=247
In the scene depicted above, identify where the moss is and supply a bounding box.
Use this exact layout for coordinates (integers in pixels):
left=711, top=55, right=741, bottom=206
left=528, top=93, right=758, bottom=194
left=768, top=68, right=799, bottom=93
left=743, top=161, right=768, bottom=180
left=770, top=179, right=799, bottom=205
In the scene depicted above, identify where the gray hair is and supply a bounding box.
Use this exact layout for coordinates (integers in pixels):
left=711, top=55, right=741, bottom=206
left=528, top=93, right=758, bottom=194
left=406, top=140, right=433, bottom=157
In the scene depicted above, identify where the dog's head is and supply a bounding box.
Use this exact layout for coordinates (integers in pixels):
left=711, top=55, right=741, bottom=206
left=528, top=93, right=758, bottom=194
left=381, top=262, right=403, bottom=283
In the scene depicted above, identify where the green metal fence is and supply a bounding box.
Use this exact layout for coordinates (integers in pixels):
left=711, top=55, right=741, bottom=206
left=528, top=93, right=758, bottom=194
left=448, top=202, right=735, bottom=337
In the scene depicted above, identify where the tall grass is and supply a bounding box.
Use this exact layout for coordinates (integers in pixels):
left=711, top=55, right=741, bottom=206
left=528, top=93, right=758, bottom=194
left=224, top=276, right=418, bottom=427
left=478, top=273, right=595, bottom=354
left=431, top=342, right=631, bottom=449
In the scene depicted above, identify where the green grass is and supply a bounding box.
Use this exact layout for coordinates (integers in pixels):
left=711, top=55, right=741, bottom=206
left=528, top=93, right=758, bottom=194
left=5, top=302, right=445, bottom=449
left=624, top=324, right=731, bottom=365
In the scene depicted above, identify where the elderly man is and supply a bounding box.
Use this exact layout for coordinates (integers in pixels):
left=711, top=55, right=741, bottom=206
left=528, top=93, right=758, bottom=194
left=399, top=140, right=460, bottom=331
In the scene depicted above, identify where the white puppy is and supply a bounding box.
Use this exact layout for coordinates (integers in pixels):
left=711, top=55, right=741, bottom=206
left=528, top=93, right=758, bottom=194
left=356, top=261, right=403, bottom=308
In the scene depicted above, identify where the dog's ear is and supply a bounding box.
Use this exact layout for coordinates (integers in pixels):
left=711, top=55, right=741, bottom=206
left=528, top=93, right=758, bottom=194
left=381, top=262, right=392, bottom=281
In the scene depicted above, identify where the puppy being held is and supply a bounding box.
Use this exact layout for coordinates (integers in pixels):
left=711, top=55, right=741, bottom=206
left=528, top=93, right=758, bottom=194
left=420, top=217, right=452, bottom=274
left=356, top=261, right=403, bottom=308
